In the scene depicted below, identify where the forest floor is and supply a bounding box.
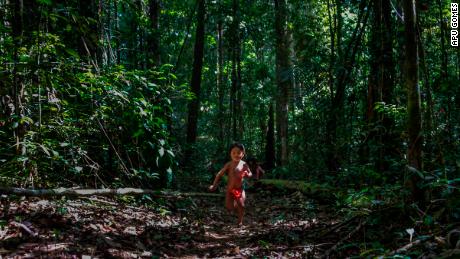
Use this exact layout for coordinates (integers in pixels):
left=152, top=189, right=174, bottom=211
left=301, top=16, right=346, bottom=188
left=0, top=182, right=453, bottom=258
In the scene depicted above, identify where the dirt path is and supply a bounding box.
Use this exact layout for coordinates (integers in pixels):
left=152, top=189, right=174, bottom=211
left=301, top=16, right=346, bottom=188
left=0, top=189, right=337, bottom=258
left=175, top=189, right=334, bottom=258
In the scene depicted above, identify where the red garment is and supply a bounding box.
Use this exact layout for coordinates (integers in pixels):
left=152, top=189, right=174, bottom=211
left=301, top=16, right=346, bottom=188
left=230, top=188, right=243, bottom=199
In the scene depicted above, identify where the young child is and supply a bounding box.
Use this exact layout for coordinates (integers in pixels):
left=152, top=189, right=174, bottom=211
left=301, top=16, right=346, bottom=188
left=209, top=143, right=252, bottom=225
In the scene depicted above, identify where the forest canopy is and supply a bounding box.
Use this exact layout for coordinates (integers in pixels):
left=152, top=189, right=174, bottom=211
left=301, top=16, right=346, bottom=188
left=0, top=0, right=458, bottom=194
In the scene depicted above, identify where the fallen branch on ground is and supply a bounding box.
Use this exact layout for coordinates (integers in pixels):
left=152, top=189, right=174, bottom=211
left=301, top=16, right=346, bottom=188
left=320, top=215, right=360, bottom=238
left=325, top=219, right=366, bottom=257
left=0, top=187, right=223, bottom=198
left=387, top=240, right=423, bottom=256
left=11, top=221, right=38, bottom=237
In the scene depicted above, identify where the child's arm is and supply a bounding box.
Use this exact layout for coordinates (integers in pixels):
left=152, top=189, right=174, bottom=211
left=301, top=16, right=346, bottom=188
left=258, top=166, right=265, bottom=175
left=245, top=164, right=253, bottom=178
left=209, top=163, right=228, bottom=191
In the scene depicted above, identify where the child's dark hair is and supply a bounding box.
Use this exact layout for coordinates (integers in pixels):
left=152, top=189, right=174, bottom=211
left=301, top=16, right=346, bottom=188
left=246, top=157, right=257, bottom=164
left=229, top=142, right=245, bottom=153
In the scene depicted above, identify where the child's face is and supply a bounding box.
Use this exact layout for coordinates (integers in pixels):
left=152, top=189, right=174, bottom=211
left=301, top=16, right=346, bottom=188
left=230, top=147, right=244, bottom=162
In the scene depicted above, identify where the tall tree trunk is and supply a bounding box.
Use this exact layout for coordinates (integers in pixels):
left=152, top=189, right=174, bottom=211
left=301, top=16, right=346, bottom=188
left=78, top=0, right=98, bottom=59
left=217, top=19, right=225, bottom=150
left=417, top=23, right=434, bottom=155
left=265, top=103, right=276, bottom=170
left=366, top=0, right=395, bottom=171
left=457, top=47, right=460, bottom=119
left=438, top=0, right=448, bottom=80
left=327, top=0, right=368, bottom=172
left=114, top=0, right=120, bottom=64
left=380, top=0, right=394, bottom=106
left=131, top=0, right=141, bottom=68
left=366, top=0, right=380, bottom=131
left=230, top=0, right=242, bottom=141
left=0, top=0, right=7, bottom=119
left=335, top=0, right=343, bottom=60
left=12, top=0, right=23, bottom=153
left=148, top=0, right=161, bottom=67
left=106, top=0, right=112, bottom=65
left=274, top=0, right=292, bottom=166
left=236, top=37, right=243, bottom=140
left=403, top=0, right=424, bottom=204
left=230, top=45, right=237, bottom=140
left=438, top=0, right=453, bottom=149
left=325, top=0, right=344, bottom=173
left=185, top=0, right=206, bottom=145
left=98, top=0, right=107, bottom=67
left=326, top=0, right=335, bottom=100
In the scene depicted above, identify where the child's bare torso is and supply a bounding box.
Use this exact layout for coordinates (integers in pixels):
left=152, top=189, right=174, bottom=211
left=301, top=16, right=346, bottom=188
left=225, top=160, right=249, bottom=191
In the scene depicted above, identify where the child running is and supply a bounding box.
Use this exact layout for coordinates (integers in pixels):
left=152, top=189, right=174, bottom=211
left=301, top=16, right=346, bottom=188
left=209, top=143, right=252, bottom=225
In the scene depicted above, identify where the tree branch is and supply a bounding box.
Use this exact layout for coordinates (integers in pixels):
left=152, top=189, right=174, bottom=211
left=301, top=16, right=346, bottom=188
left=0, top=187, right=223, bottom=198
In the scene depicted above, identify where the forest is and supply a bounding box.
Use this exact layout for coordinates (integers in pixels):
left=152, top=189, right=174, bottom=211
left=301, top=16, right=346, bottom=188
left=0, top=0, right=459, bottom=257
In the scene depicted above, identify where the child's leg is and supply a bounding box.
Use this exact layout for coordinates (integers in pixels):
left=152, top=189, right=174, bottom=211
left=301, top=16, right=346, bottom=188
left=225, top=192, right=234, bottom=213
left=236, top=191, right=246, bottom=225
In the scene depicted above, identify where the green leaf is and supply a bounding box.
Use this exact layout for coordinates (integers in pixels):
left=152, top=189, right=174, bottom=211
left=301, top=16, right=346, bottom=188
left=423, top=215, right=433, bottom=226
left=20, top=116, right=34, bottom=125
left=37, top=0, right=52, bottom=5
left=65, top=48, right=80, bottom=59
left=132, top=129, right=145, bottom=138
left=39, top=144, right=51, bottom=157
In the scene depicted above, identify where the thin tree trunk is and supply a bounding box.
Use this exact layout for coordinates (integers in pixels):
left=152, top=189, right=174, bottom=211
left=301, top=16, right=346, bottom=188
left=106, top=0, right=112, bottom=65
left=265, top=103, right=276, bottom=170
left=230, top=0, right=242, bottom=141
left=12, top=0, right=23, bottom=154
left=133, top=0, right=141, bottom=68
left=365, top=0, right=395, bottom=171
left=417, top=24, right=433, bottom=142
left=149, top=0, right=161, bottom=67
left=335, top=0, right=343, bottom=62
left=403, top=0, right=424, bottom=204
left=185, top=0, right=206, bottom=145
left=327, top=0, right=335, bottom=100
left=235, top=0, right=243, bottom=140
left=236, top=38, right=243, bottom=140
left=230, top=44, right=237, bottom=140
left=457, top=47, right=460, bottom=118
left=438, top=0, right=453, bottom=149
left=99, top=0, right=108, bottom=67
left=173, top=3, right=197, bottom=73
left=325, top=0, right=344, bottom=172
left=259, top=105, right=267, bottom=160
left=379, top=0, right=396, bottom=171
left=78, top=0, right=98, bottom=59
left=438, top=0, right=448, bottom=80
left=327, top=0, right=369, bottom=172
left=274, top=0, right=292, bottom=166
left=217, top=19, right=225, bottom=150
left=366, top=0, right=380, bottom=123
left=114, top=0, right=120, bottom=64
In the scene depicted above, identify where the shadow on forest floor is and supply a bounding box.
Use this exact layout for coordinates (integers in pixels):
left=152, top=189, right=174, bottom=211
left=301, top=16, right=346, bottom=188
left=0, top=184, right=452, bottom=258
